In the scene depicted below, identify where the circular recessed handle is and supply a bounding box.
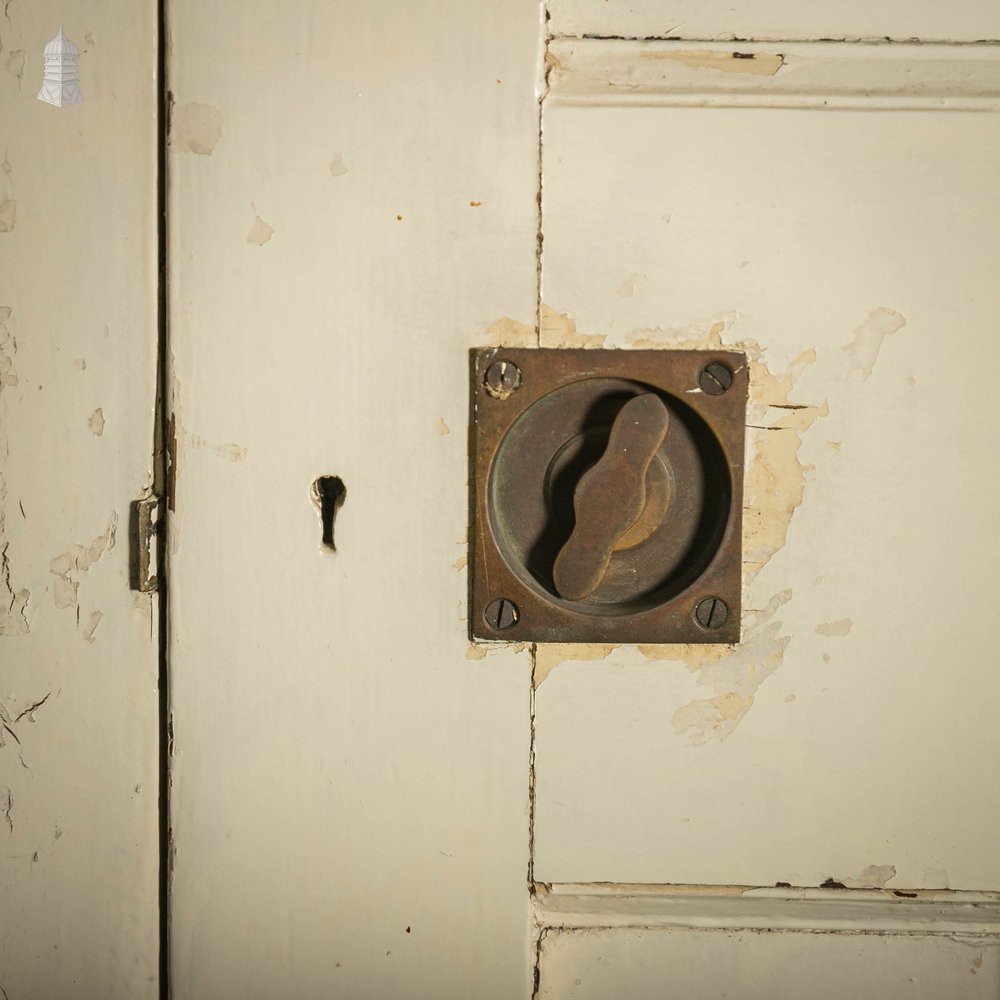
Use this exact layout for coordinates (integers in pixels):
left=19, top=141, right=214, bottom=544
left=552, top=393, right=670, bottom=601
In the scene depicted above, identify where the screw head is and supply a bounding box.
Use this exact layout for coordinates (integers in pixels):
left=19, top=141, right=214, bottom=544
left=699, top=362, right=733, bottom=396
left=694, top=597, right=729, bottom=630
left=484, top=360, right=522, bottom=399
left=484, top=598, right=519, bottom=630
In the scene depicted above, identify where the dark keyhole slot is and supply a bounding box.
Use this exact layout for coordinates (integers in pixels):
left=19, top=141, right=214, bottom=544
left=312, top=476, right=347, bottom=550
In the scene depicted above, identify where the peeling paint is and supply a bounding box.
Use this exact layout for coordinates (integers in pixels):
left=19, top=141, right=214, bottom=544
left=843, top=307, right=906, bottom=381
left=329, top=153, right=348, bottom=177
left=246, top=207, right=274, bottom=246
left=815, top=618, right=852, bottom=637
left=49, top=513, right=117, bottom=620
left=169, top=101, right=224, bottom=155
left=840, top=863, right=897, bottom=889
left=616, top=272, right=647, bottom=298
left=0, top=193, right=15, bottom=232
left=1, top=785, right=11, bottom=833
left=465, top=645, right=487, bottom=661
left=4, top=47, right=23, bottom=86
left=0, top=583, right=29, bottom=636
left=88, top=407, right=105, bottom=436
left=534, top=643, right=615, bottom=689
left=639, top=49, right=785, bottom=76
left=453, top=555, right=467, bottom=571
left=81, top=610, right=103, bottom=643
left=627, top=312, right=827, bottom=581
left=539, top=305, right=606, bottom=348
left=14, top=692, right=49, bottom=724
left=484, top=315, right=536, bottom=348
left=669, top=590, right=793, bottom=745
left=437, top=417, right=450, bottom=436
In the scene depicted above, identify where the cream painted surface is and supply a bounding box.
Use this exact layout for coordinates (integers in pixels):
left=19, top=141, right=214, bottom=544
left=168, top=5, right=1000, bottom=999
left=0, top=2, right=160, bottom=998
left=549, top=0, right=1000, bottom=42
left=535, top=50, right=1000, bottom=890
left=538, top=928, right=1000, bottom=999
left=166, top=3, right=541, bottom=998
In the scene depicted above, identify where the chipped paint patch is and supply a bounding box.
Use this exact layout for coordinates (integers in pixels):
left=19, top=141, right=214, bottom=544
left=534, top=643, right=616, bottom=689
left=540, top=305, right=606, bottom=348
left=329, top=153, right=348, bottom=177
left=485, top=315, right=536, bottom=348
left=437, top=417, right=450, bottom=436
left=453, top=555, right=467, bottom=571
left=246, top=209, right=274, bottom=246
left=49, top=513, right=117, bottom=617
left=465, top=645, right=487, bottom=661
left=841, top=863, right=897, bottom=889
left=4, top=47, right=24, bottom=86
left=628, top=312, right=827, bottom=581
left=670, top=590, right=792, bottom=745
left=639, top=49, right=785, bottom=76
left=843, top=307, right=906, bottom=381
left=88, top=407, right=105, bottom=436
left=169, top=101, right=224, bottom=155
left=0, top=585, right=29, bottom=636
left=816, top=618, right=852, bottom=637
left=0, top=193, right=15, bottom=232
left=616, top=272, right=646, bottom=298
left=81, top=610, right=103, bottom=643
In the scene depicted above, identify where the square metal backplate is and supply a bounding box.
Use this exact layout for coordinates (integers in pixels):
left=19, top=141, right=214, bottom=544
left=470, top=348, right=747, bottom=644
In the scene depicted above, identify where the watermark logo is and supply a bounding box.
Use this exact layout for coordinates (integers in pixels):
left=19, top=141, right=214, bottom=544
left=37, top=26, right=82, bottom=107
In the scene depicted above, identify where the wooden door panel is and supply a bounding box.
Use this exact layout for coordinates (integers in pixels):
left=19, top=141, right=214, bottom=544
left=166, top=3, right=542, bottom=996
left=0, top=2, right=160, bottom=996
left=535, top=43, right=1000, bottom=889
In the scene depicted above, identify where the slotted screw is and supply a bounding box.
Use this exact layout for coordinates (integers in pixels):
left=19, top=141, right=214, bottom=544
left=694, top=597, right=729, bottom=630
left=484, top=598, right=519, bottom=630
left=484, top=360, right=522, bottom=399
left=699, top=362, right=733, bottom=396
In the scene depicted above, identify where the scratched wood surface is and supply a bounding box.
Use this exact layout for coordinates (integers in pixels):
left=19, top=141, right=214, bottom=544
left=0, top=2, right=160, bottom=997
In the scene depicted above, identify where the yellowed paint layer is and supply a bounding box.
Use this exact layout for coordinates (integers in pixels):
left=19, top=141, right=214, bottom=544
left=485, top=315, right=537, bottom=348
left=670, top=590, right=792, bottom=745
left=534, top=643, right=616, bottom=689
left=540, top=305, right=607, bottom=348
left=628, top=313, right=827, bottom=581
left=639, top=49, right=785, bottom=76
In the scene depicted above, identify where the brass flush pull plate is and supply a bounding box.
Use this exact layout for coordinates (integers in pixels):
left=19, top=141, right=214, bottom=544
left=470, top=348, right=747, bottom=644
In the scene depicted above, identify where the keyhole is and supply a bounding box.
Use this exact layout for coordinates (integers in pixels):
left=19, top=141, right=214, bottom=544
left=312, top=476, right=347, bottom=550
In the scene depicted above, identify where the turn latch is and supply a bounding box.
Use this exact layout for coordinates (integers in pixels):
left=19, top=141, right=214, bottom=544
left=470, top=348, right=747, bottom=644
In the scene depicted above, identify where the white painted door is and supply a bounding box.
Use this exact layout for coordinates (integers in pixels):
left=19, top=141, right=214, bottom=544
left=0, top=2, right=161, bottom=997
left=168, top=3, right=1000, bottom=998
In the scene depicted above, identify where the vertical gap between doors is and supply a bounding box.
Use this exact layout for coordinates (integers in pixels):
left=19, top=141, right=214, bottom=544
left=155, top=0, right=170, bottom=996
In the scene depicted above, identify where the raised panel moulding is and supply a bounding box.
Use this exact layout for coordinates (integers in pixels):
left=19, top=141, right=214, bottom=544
left=547, top=40, right=1000, bottom=111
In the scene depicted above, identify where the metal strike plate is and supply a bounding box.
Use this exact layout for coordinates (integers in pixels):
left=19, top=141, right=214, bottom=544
left=470, top=348, right=747, bottom=644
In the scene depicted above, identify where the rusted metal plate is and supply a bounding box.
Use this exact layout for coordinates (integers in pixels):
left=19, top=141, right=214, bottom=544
left=470, top=348, right=747, bottom=644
